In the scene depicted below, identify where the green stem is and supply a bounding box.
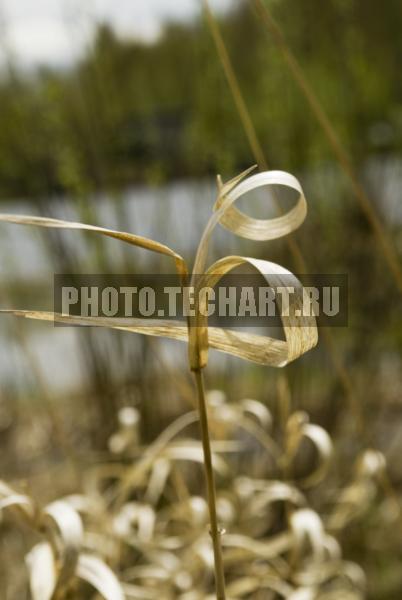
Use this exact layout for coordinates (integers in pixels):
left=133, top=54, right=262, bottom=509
left=193, top=368, right=226, bottom=599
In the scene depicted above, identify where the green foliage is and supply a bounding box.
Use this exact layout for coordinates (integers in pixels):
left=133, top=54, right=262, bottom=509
left=0, top=0, right=400, bottom=199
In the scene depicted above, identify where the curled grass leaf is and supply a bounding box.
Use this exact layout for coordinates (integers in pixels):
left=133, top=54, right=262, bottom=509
left=190, top=255, right=317, bottom=369
left=26, top=543, right=57, bottom=600
left=76, top=553, right=125, bottom=600
left=189, top=169, right=316, bottom=369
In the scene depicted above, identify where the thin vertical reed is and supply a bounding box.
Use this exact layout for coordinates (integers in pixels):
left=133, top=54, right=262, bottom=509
left=253, top=0, right=402, bottom=296
left=202, top=0, right=363, bottom=430
left=193, top=368, right=226, bottom=599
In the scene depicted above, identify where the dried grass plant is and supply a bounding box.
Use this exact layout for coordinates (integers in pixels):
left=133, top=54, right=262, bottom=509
left=0, top=168, right=382, bottom=599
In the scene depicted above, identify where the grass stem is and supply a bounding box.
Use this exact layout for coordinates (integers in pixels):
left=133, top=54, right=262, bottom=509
left=253, top=0, right=402, bottom=296
left=193, top=367, right=226, bottom=599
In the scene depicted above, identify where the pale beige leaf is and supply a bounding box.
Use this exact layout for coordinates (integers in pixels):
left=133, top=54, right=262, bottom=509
left=290, top=509, right=325, bottom=561
left=222, top=532, right=292, bottom=559
left=299, top=423, right=333, bottom=488
left=211, top=403, right=280, bottom=458
left=214, top=170, right=307, bottom=241
left=288, top=589, right=317, bottom=600
left=26, top=543, right=57, bottom=600
left=356, top=449, right=386, bottom=478
left=162, top=443, right=229, bottom=475
left=0, top=309, right=292, bottom=367
left=42, top=500, right=83, bottom=586
left=76, top=553, right=125, bottom=600
left=0, top=480, right=35, bottom=522
left=192, top=169, right=307, bottom=281
left=0, top=213, right=188, bottom=276
left=145, top=458, right=171, bottom=505
left=189, top=255, right=317, bottom=369
left=294, top=559, right=365, bottom=590
left=240, top=398, right=272, bottom=429
left=225, top=575, right=293, bottom=598
left=286, top=412, right=333, bottom=488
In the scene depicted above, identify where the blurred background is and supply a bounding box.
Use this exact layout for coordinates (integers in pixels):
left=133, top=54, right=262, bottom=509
left=0, top=0, right=401, bottom=597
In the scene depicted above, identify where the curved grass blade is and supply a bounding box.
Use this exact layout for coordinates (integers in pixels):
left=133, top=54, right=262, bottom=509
left=76, top=554, right=125, bottom=600
left=26, top=543, right=57, bottom=600
left=189, top=255, right=317, bottom=369
left=0, top=309, right=299, bottom=368
left=0, top=213, right=188, bottom=277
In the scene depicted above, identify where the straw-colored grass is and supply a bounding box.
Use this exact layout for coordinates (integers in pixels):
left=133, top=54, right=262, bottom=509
left=0, top=390, right=384, bottom=598
left=0, top=168, right=381, bottom=598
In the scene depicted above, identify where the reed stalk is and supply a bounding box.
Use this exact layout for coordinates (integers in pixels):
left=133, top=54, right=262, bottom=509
left=193, top=367, right=226, bottom=599
left=253, top=0, right=402, bottom=296
left=202, top=0, right=363, bottom=431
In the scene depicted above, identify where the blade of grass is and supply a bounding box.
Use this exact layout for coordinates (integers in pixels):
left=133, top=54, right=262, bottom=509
left=0, top=308, right=308, bottom=368
left=0, top=213, right=188, bottom=277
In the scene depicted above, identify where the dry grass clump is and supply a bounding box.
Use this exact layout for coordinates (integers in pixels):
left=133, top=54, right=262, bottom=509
left=0, top=391, right=384, bottom=599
